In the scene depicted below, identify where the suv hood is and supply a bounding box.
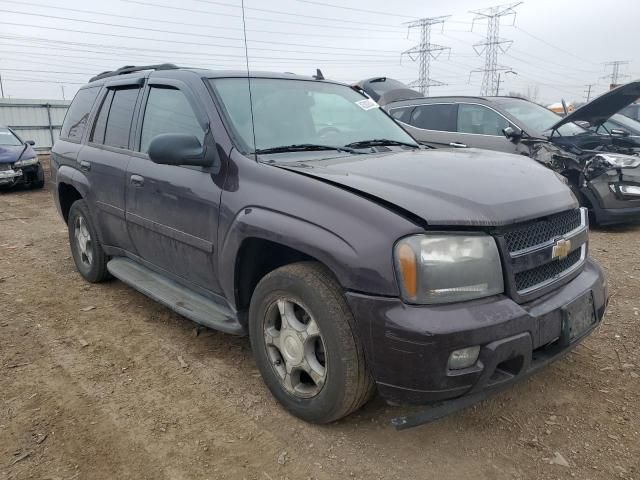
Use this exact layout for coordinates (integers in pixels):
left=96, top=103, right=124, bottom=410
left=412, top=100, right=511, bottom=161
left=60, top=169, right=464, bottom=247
left=275, top=149, right=576, bottom=227
left=551, top=80, right=640, bottom=130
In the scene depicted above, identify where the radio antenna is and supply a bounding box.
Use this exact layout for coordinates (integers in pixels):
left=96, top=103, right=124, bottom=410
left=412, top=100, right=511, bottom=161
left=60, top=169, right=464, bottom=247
left=240, top=0, right=257, bottom=158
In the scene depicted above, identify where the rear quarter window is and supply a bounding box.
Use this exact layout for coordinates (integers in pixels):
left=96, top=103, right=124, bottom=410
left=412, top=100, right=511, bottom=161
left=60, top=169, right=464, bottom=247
left=60, top=86, right=101, bottom=142
left=388, top=106, right=415, bottom=123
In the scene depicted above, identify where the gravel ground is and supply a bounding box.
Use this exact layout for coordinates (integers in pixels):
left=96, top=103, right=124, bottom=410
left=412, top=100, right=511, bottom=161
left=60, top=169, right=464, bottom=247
left=1, top=159, right=639, bottom=480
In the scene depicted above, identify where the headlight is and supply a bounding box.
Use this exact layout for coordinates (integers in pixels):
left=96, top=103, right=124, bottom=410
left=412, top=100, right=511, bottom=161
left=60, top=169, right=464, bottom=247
left=14, top=157, right=38, bottom=168
left=596, top=153, right=640, bottom=169
left=394, top=234, right=504, bottom=304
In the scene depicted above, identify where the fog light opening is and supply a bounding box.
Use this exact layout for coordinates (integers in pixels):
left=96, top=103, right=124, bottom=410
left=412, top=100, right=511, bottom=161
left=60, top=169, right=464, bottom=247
left=448, top=346, right=481, bottom=370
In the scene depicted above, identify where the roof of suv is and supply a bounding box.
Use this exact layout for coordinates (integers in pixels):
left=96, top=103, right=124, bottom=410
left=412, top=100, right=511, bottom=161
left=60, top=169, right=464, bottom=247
left=87, top=63, right=338, bottom=86
left=384, top=95, right=531, bottom=108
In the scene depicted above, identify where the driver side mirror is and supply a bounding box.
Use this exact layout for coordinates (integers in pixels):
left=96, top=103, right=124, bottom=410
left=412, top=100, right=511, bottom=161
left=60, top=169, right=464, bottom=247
left=503, top=126, right=523, bottom=142
left=148, top=133, right=212, bottom=167
left=610, top=128, right=630, bottom=137
left=26, top=140, right=35, bottom=146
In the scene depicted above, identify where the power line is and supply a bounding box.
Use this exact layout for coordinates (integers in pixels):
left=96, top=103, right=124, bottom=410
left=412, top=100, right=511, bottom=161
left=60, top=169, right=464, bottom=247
left=124, top=0, right=404, bottom=34
left=401, top=16, right=451, bottom=95
left=192, top=0, right=406, bottom=29
left=0, top=11, right=405, bottom=54
left=291, top=0, right=417, bottom=19
left=0, top=0, right=402, bottom=40
left=0, top=22, right=409, bottom=59
left=512, top=25, right=602, bottom=67
left=469, top=2, right=521, bottom=96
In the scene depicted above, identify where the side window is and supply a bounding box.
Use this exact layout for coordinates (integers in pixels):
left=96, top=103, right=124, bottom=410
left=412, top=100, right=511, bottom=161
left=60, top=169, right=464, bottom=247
left=90, top=87, right=139, bottom=149
left=105, top=88, right=139, bottom=149
left=140, top=87, right=205, bottom=153
left=90, top=90, right=113, bottom=144
left=457, top=104, right=511, bottom=136
left=409, top=104, right=457, bottom=132
left=60, top=86, right=100, bottom=141
left=389, top=106, right=414, bottom=123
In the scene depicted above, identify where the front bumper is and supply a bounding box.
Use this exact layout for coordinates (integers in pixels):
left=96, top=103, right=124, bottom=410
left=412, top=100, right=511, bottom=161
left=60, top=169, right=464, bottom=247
left=347, top=258, right=607, bottom=408
left=583, top=167, right=640, bottom=224
left=0, top=162, right=42, bottom=187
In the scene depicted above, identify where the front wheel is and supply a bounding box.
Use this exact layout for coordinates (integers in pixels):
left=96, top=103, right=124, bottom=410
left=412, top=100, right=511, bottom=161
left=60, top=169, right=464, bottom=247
left=249, top=262, right=374, bottom=424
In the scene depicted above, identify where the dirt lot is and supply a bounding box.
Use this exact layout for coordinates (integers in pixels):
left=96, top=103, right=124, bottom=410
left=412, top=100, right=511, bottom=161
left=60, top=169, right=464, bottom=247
left=1, top=159, right=639, bottom=480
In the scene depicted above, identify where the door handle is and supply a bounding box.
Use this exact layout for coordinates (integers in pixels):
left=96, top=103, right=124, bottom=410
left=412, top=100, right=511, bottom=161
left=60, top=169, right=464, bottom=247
left=130, top=174, right=145, bottom=187
left=79, top=160, right=91, bottom=171
left=449, top=142, right=468, bottom=148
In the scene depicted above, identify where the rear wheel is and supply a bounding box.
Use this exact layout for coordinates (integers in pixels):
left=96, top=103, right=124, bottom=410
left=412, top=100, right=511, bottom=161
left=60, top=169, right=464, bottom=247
left=249, top=262, right=374, bottom=423
left=68, top=199, right=109, bottom=283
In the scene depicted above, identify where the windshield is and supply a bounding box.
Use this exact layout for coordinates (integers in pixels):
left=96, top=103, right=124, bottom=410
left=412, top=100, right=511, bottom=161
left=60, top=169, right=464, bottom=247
left=0, top=128, right=22, bottom=146
left=209, top=78, right=418, bottom=155
left=494, top=98, right=587, bottom=136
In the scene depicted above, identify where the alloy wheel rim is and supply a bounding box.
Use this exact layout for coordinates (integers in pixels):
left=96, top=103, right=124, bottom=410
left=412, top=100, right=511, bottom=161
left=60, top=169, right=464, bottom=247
left=74, top=215, right=93, bottom=267
left=264, top=298, right=327, bottom=398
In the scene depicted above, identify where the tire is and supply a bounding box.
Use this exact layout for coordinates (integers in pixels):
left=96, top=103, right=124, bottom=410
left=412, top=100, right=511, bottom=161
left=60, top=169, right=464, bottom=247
left=249, top=261, right=375, bottom=424
left=30, top=164, right=45, bottom=189
left=68, top=199, right=110, bottom=283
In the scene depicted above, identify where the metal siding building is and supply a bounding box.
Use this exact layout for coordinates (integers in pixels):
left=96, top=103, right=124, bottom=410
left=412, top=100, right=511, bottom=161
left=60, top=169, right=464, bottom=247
left=0, top=98, right=70, bottom=151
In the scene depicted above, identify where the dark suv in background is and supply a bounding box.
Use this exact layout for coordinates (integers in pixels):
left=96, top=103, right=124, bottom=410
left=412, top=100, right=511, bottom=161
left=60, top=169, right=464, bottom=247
left=51, top=65, right=607, bottom=427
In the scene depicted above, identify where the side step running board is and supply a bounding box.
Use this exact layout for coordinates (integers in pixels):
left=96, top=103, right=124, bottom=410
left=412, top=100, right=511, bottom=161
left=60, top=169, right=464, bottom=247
left=107, top=257, right=244, bottom=335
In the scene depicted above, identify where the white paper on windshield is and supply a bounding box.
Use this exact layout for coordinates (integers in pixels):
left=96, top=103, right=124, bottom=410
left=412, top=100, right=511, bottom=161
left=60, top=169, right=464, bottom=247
left=355, top=99, right=379, bottom=111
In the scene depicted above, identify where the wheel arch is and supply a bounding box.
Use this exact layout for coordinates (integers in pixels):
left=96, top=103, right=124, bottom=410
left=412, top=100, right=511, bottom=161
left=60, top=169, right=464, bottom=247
left=220, top=207, right=374, bottom=318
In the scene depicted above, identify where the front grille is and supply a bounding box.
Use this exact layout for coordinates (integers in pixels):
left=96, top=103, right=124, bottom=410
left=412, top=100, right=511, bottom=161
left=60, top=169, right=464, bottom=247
left=0, top=163, right=11, bottom=171
left=504, top=209, right=582, bottom=252
left=514, top=248, right=582, bottom=292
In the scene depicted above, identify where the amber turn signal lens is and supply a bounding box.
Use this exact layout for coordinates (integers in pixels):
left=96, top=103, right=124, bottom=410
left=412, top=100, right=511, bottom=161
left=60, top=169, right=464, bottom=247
left=397, top=243, right=417, bottom=299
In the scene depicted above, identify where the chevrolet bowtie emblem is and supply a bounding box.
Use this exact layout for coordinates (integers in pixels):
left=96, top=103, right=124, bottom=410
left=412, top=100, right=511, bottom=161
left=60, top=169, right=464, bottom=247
left=552, top=239, right=572, bottom=260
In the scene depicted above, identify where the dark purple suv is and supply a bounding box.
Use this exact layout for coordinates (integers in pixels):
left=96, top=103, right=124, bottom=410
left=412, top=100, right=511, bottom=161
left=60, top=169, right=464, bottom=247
left=51, top=65, right=608, bottom=427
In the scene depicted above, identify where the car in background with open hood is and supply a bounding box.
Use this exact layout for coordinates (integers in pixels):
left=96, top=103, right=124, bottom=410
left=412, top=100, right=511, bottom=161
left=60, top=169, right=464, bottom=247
left=0, top=126, right=44, bottom=190
left=363, top=79, right=640, bottom=225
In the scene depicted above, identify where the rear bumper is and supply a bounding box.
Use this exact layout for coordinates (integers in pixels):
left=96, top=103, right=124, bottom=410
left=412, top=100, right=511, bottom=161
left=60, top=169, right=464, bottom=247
left=347, top=258, right=607, bottom=406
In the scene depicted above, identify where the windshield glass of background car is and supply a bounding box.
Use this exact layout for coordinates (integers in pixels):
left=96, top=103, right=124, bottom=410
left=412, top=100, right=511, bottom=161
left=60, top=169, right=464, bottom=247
left=496, top=98, right=587, bottom=136
left=0, top=128, right=22, bottom=146
left=210, top=78, right=417, bottom=154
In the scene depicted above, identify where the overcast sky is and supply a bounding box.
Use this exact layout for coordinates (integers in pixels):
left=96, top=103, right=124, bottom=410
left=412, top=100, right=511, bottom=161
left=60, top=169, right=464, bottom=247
left=0, top=0, right=637, bottom=104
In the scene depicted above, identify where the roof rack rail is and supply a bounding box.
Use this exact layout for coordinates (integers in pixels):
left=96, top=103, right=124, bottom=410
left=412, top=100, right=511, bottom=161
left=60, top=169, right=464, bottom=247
left=90, top=63, right=179, bottom=82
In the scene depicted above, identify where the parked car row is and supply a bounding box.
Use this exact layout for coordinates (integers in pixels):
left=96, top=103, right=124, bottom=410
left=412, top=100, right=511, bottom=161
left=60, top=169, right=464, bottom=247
left=51, top=65, right=608, bottom=428
left=356, top=77, right=640, bottom=225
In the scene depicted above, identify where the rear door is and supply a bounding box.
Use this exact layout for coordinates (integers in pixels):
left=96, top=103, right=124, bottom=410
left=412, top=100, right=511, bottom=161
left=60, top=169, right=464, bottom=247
left=388, top=103, right=459, bottom=148
left=454, top=102, right=518, bottom=153
left=78, top=79, right=143, bottom=252
left=125, top=78, right=223, bottom=293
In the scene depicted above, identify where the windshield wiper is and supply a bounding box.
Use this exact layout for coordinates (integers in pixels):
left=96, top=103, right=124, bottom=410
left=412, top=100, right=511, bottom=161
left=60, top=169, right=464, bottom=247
left=344, top=139, right=419, bottom=149
left=254, top=144, right=357, bottom=154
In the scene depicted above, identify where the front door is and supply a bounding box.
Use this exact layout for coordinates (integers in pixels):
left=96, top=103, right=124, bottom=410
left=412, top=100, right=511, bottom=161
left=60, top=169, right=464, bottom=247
left=125, top=80, right=223, bottom=293
left=454, top=103, right=519, bottom=153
